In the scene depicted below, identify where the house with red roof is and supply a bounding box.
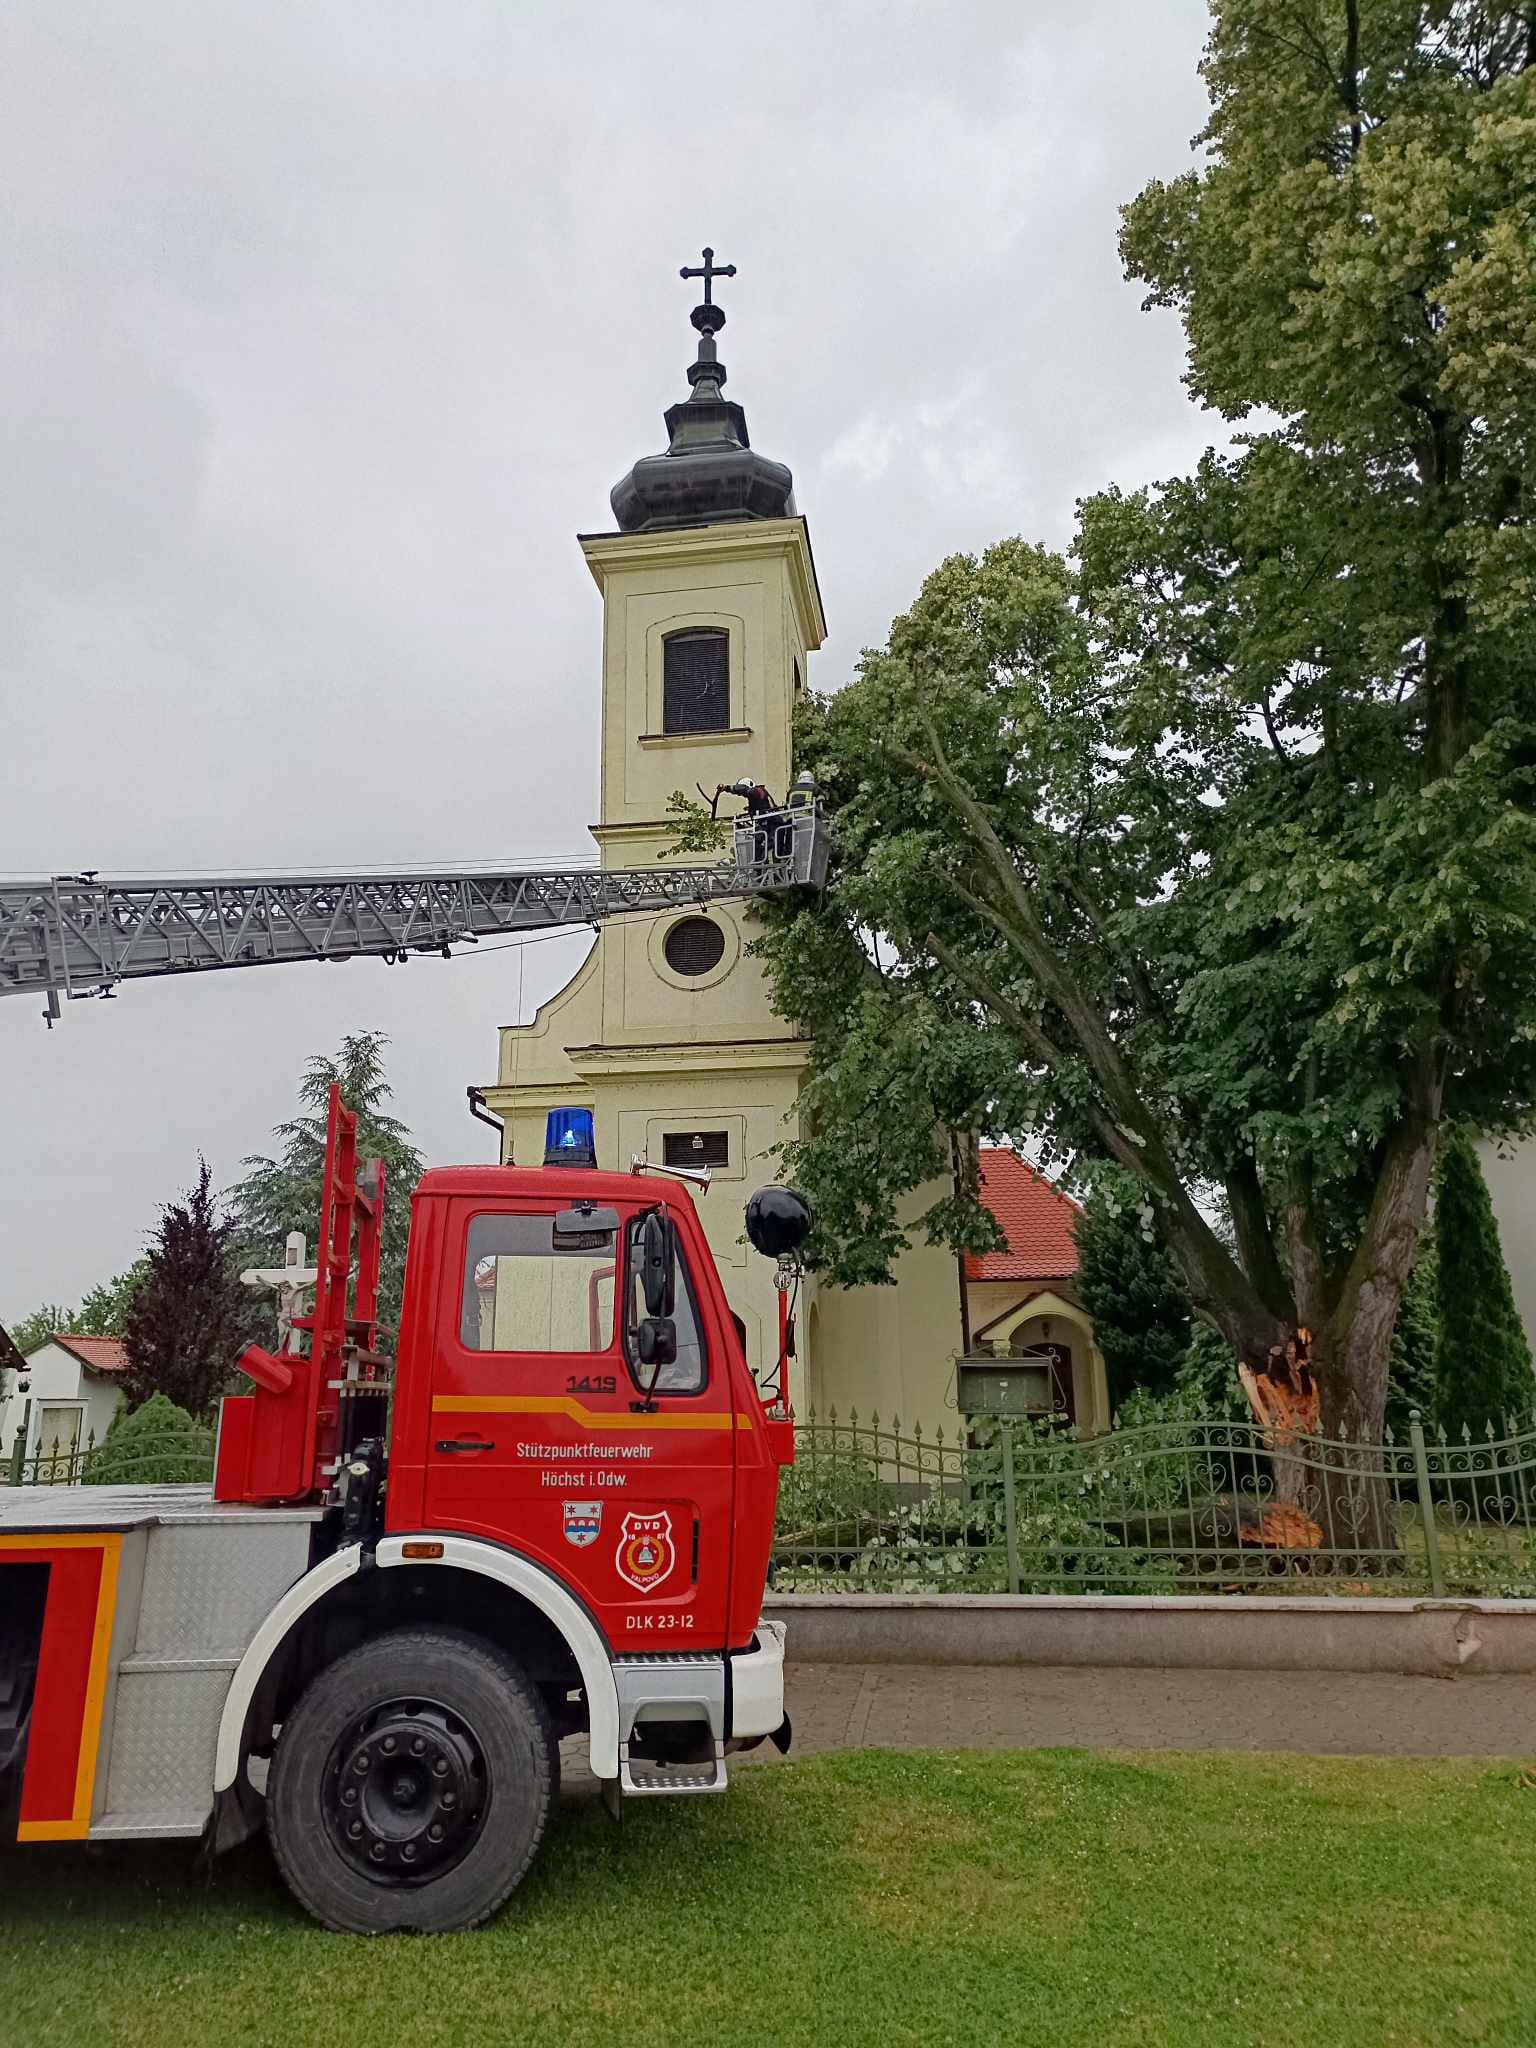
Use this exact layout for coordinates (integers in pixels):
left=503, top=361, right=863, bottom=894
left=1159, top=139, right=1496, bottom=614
left=804, top=1145, right=1110, bottom=1436
left=0, top=1332, right=130, bottom=1475
left=961, top=1148, right=1109, bottom=1434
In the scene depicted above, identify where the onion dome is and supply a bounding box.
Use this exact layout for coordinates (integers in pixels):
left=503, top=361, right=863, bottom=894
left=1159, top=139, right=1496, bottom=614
left=610, top=248, right=795, bottom=533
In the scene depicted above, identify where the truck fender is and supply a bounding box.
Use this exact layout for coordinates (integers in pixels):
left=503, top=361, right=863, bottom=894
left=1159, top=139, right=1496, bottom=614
left=213, top=1544, right=364, bottom=1794
left=374, top=1533, right=621, bottom=1780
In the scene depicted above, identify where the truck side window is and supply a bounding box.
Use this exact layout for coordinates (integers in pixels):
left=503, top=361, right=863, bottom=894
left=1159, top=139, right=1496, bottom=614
left=461, top=1214, right=617, bottom=1354
left=625, top=1219, right=707, bottom=1395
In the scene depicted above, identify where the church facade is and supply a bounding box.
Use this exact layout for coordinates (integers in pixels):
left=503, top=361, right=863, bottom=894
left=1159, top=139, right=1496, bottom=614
left=474, top=263, right=1104, bottom=1434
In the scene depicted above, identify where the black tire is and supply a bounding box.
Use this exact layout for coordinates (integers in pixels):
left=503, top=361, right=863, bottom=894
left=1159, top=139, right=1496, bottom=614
left=266, top=1626, right=557, bottom=1934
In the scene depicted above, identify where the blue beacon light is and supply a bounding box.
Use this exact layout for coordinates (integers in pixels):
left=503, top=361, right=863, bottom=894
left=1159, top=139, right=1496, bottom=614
left=543, top=1106, right=597, bottom=1168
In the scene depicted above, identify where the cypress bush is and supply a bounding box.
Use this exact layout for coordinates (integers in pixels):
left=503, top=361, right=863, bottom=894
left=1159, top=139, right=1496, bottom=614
left=85, top=1392, right=212, bottom=1486
left=1432, top=1129, right=1534, bottom=1440
left=1074, top=1196, right=1192, bottom=1411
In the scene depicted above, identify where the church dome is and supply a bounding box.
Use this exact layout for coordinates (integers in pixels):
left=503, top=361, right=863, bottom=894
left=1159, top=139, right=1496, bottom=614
left=610, top=250, right=795, bottom=533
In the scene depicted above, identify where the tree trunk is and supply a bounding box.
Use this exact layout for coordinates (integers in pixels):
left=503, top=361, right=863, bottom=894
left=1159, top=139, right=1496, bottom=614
left=1310, top=1106, right=1440, bottom=1554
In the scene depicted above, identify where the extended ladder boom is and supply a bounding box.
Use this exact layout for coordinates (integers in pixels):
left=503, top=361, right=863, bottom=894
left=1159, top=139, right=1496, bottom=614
left=0, top=805, right=827, bottom=1014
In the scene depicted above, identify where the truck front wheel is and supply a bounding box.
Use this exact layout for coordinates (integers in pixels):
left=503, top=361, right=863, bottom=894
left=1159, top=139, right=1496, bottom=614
left=267, top=1625, right=557, bottom=1934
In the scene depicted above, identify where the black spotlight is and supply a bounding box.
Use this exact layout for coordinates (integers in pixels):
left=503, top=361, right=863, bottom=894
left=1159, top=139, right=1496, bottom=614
left=745, top=1186, right=814, bottom=1260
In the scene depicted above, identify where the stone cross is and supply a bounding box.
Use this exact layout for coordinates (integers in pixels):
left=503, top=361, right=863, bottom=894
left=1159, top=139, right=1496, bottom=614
left=240, top=1230, right=319, bottom=1354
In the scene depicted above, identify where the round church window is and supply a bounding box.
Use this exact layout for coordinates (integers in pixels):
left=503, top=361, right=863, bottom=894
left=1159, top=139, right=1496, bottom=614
left=663, top=916, right=727, bottom=978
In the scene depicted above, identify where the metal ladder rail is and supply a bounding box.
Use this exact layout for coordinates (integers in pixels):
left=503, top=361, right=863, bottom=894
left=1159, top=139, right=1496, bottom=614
left=0, top=808, right=827, bottom=1008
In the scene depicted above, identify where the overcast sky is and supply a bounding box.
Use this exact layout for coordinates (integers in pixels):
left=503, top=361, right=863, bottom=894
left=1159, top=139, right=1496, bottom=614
left=1, top=0, right=1220, bottom=1319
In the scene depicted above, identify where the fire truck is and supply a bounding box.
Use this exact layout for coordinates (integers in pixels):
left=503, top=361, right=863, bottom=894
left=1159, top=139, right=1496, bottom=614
left=0, top=797, right=821, bottom=1933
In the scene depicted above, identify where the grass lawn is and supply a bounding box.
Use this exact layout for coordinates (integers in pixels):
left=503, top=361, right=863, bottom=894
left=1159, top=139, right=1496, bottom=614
left=3, top=1748, right=1534, bottom=2048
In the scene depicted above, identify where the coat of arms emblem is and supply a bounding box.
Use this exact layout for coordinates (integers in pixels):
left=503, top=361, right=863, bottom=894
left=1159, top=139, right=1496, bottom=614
left=562, top=1501, right=602, bottom=1548
left=615, top=1509, right=676, bottom=1592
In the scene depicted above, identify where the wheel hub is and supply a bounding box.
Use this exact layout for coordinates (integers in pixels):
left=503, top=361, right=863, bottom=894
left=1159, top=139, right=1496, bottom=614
left=323, top=1695, right=490, bottom=1887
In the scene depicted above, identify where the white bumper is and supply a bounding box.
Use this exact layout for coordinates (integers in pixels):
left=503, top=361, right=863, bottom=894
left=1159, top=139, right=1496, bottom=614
left=728, top=1618, right=786, bottom=1741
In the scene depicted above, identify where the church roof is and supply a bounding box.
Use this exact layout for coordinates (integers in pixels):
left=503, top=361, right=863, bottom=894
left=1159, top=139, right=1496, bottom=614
left=609, top=249, right=795, bottom=533
left=966, top=1148, right=1082, bottom=1282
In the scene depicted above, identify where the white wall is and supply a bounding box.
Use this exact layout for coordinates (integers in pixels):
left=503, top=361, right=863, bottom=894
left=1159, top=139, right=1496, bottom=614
left=1481, top=1141, right=1536, bottom=1351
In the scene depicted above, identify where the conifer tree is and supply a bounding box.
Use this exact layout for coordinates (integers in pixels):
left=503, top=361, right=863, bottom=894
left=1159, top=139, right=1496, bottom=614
left=230, top=1033, right=424, bottom=1340
left=1074, top=1195, right=1191, bottom=1410
left=1386, top=1239, right=1439, bottom=1439
left=121, top=1162, right=253, bottom=1419
left=1432, top=1130, right=1534, bottom=1441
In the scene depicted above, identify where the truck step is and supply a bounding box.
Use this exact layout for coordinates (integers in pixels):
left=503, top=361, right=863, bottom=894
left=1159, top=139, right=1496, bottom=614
left=618, top=1752, right=728, bottom=1796
left=89, top=1810, right=209, bottom=1840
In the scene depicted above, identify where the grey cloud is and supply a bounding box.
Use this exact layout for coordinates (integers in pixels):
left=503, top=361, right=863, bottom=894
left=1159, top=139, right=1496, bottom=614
left=1, top=0, right=1216, bottom=1312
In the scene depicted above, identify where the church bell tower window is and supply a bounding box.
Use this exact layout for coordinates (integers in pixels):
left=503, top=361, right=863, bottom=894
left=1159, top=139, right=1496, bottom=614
left=662, top=629, right=729, bottom=733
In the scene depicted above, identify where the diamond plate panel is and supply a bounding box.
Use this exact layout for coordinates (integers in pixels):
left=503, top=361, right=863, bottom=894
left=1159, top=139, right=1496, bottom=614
left=133, top=1519, right=312, bottom=1658
left=102, top=1667, right=231, bottom=1821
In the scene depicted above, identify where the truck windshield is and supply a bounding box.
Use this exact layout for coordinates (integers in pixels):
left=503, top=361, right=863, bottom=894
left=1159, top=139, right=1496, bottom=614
left=460, top=1213, right=617, bottom=1353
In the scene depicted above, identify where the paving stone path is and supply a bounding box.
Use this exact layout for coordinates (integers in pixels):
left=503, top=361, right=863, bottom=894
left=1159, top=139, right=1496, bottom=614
left=768, top=1662, right=1536, bottom=1761
left=565, top=1663, right=1536, bottom=1791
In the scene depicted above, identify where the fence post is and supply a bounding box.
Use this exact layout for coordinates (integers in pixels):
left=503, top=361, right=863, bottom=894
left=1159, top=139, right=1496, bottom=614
left=1409, top=1410, right=1445, bottom=1598
left=7, top=1398, right=30, bottom=1486
left=1000, top=1419, right=1021, bottom=1594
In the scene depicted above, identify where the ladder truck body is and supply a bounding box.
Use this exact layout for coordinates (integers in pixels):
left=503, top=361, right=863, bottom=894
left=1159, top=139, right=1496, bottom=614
left=0, top=797, right=821, bottom=1933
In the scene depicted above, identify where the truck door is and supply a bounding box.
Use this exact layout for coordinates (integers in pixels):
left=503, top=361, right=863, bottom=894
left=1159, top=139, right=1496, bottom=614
left=421, top=1198, right=738, bottom=1650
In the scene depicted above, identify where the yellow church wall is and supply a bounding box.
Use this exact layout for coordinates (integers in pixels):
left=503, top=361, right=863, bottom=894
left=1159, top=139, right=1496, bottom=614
left=809, top=1184, right=968, bottom=1438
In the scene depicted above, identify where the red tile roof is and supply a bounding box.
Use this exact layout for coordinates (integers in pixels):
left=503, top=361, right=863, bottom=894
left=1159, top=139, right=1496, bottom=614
left=966, top=1148, right=1082, bottom=1282
left=49, top=1333, right=130, bottom=1376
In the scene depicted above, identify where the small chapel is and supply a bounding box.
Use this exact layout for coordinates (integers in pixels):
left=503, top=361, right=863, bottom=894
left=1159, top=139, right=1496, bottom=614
left=473, top=256, right=1109, bottom=1436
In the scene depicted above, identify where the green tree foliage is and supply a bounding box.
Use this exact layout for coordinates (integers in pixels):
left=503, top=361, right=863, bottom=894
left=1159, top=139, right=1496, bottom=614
left=1073, top=1192, right=1192, bottom=1410
left=6, top=1305, right=65, bottom=1357
left=1432, top=1127, right=1534, bottom=1436
left=229, top=1032, right=424, bottom=1340
left=121, top=1162, right=253, bottom=1419
left=84, top=1392, right=211, bottom=1486
left=745, top=4, right=1536, bottom=1446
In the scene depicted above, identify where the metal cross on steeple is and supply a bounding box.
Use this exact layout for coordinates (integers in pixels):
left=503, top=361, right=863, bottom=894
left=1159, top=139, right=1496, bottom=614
left=679, top=246, right=736, bottom=306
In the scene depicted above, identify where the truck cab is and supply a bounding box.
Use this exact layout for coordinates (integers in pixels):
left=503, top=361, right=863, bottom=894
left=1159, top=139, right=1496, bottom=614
left=0, top=1096, right=807, bottom=1934
left=385, top=1164, right=790, bottom=1655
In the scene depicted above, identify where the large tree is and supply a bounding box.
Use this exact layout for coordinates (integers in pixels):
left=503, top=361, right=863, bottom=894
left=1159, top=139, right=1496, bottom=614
left=746, top=3, right=1536, bottom=1461
left=229, top=1032, right=424, bottom=1340
left=121, top=1163, right=254, bottom=1418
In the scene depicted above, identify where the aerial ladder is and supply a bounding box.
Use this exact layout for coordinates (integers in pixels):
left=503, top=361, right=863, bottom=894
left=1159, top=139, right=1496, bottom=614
left=0, top=778, right=827, bottom=1020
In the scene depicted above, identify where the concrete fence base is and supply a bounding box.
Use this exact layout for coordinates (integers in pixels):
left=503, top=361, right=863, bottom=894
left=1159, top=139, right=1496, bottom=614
left=764, top=1593, right=1536, bottom=1678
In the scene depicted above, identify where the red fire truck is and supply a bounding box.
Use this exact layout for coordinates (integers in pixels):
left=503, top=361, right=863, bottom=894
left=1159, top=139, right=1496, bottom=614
left=0, top=1082, right=811, bottom=1932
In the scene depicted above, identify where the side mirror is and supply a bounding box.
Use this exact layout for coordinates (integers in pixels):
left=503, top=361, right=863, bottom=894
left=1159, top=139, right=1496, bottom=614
left=636, top=1317, right=677, bottom=1370
left=637, top=1209, right=676, bottom=1318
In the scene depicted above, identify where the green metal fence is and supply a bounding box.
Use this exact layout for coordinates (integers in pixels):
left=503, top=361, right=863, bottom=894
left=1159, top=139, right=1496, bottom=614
left=15, top=1401, right=1536, bottom=1601
left=6, top=1425, right=216, bottom=1489
left=772, top=1408, right=1536, bottom=1599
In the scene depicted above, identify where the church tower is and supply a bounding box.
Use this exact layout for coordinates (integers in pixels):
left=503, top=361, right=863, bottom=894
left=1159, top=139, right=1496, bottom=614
left=479, top=253, right=826, bottom=1390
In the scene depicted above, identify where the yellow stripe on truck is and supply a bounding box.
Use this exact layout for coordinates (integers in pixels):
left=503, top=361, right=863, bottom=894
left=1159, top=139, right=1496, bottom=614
left=431, top=1395, right=752, bottom=1431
